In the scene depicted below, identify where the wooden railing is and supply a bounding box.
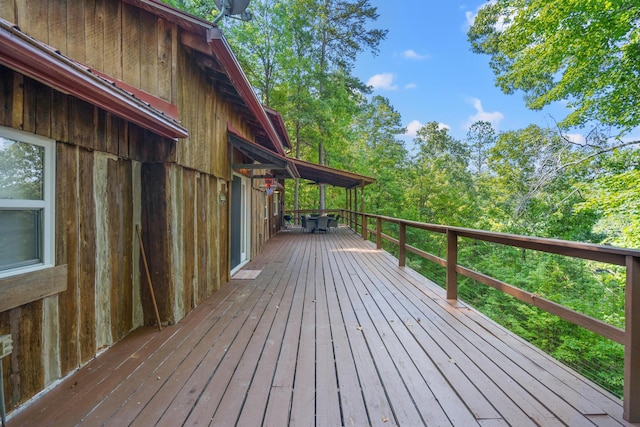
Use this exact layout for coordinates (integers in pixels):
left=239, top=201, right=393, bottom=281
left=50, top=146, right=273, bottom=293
left=333, top=210, right=640, bottom=422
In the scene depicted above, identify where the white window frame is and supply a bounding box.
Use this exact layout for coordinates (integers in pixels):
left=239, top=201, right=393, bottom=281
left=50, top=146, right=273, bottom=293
left=0, top=126, right=56, bottom=279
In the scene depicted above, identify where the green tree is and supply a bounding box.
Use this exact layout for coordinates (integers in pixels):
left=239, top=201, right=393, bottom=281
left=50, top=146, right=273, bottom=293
left=466, top=120, right=496, bottom=178
left=468, top=0, right=640, bottom=136
left=410, top=122, right=475, bottom=225
left=576, top=147, right=640, bottom=248
left=353, top=95, right=408, bottom=216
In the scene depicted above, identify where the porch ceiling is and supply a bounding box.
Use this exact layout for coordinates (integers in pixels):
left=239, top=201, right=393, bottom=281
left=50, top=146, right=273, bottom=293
left=228, top=125, right=298, bottom=179
left=291, top=157, right=375, bottom=189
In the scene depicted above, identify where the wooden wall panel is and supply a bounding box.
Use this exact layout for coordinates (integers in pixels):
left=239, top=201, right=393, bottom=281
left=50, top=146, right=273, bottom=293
left=197, top=174, right=209, bottom=302
left=175, top=49, right=236, bottom=178
left=170, top=166, right=184, bottom=320
left=103, top=0, right=123, bottom=80
left=51, top=89, right=70, bottom=142
left=17, top=0, right=48, bottom=42
left=78, top=148, right=97, bottom=362
left=55, top=143, right=80, bottom=376
left=139, top=11, right=159, bottom=96
left=0, top=0, right=14, bottom=22
left=182, top=169, right=196, bottom=314
left=34, top=79, right=52, bottom=137
left=157, top=17, right=174, bottom=103
left=106, top=158, right=134, bottom=341
left=69, top=97, right=95, bottom=150
left=0, top=311, right=8, bottom=411
left=66, top=0, right=86, bottom=64
left=122, top=3, right=141, bottom=89
left=22, top=77, right=37, bottom=133
left=84, top=0, right=105, bottom=71
left=9, top=302, right=44, bottom=408
left=0, top=66, right=10, bottom=126
left=48, top=0, right=68, bottom=55
left=141, top=163, right=174, bottom=326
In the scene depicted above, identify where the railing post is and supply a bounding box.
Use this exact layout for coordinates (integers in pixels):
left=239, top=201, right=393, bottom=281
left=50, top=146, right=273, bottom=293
left=446, top=229, right=458, bottom=300
left=399, top=222, right=406, bottom=267
left=362, top=213, right=367, bottom=240
left=376, top=216, right=382, bottom=250
left=625, top=255, right=640, bottom=422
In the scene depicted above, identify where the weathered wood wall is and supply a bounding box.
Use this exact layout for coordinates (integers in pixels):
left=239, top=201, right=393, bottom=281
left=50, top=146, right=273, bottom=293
left=140, top=163, right=227, bottom=325
left=0, top=0, right=177, bottom=106
left=0, top=67, right=161, bottom=411
left=0, top=0, right=278, bottom=413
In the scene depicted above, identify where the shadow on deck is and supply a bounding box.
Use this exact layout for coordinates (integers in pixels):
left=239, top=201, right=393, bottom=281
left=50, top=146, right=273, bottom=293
left=9, top=226, right=633, bottom=426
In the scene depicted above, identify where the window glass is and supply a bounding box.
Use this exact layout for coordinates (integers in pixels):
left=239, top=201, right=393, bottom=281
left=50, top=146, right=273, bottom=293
left=0, top=210, right=42, bottom=270
left=0, top=138, right=44, bottom=200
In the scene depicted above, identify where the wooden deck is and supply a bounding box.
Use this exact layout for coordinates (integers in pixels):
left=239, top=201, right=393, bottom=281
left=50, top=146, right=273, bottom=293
left=8, top=226, right=634, bottom=426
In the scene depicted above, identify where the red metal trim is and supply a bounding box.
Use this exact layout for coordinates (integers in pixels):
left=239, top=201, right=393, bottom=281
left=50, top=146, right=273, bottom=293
left=90, top=69, right=179, bottom=120
left=0, top=19, right=188, bottom=140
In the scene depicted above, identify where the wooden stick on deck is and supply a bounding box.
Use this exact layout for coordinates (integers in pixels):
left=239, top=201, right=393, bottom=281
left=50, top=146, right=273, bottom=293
left=136, top=225, right=162, bottom=331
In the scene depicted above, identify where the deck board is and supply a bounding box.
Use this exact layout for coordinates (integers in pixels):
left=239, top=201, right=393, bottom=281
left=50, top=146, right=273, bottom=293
left=8, top=227, right=635, bottom=426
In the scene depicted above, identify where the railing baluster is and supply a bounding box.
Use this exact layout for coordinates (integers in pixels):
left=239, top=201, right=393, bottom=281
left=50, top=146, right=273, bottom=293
left=446, top=229, right=458, bottom=301
left=399, top=222, right=406, bottom=267
left=625, top=255, right=640, bottom=422
left=362, top=213, right=367, bottom=240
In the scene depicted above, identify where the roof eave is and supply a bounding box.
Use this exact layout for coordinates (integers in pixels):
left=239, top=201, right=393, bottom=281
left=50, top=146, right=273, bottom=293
left=207, top=27, right=287, bottom=156
left=0, top=19, right=188, bottom=140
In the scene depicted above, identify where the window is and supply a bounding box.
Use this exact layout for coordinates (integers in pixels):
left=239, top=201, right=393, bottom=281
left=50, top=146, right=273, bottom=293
left=0, top=127, right=55, bottom=278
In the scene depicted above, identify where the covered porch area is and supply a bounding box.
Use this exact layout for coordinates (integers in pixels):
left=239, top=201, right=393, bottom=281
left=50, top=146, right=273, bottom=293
left=8, top=226, right=630, bottom=426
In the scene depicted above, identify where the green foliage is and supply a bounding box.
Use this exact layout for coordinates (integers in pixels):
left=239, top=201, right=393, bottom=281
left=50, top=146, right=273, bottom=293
left=468, top=0, right=640, bottom=133
left=409, top=122, right=476, bottom=225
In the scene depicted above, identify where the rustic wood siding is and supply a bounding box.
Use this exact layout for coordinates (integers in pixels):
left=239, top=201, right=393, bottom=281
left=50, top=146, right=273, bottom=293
left=0, top=68, right=164, bottom=411
left=2, top=0, right=178, bottom=105
left=1, top=0, right=279, bottom=413
left=140, top=163, right=227, bottom=326
left=175, top=50, right=259, bottom=177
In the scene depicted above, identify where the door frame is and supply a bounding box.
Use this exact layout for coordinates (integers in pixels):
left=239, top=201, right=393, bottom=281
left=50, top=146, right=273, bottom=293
left=230, top=173, right=251, bottom=275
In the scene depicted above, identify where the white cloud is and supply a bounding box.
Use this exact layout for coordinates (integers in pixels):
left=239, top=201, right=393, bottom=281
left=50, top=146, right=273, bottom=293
left=465, top=1, right=511, bottom=32
left=406, top=120, right=423, bottom=137
left=405, top=82, right=417, bottom=90
left=467, top=97, right=504, bottom=128
left=367, top=73, right=398, bottom=90
left=405, top=120, right=450, bottom=137
left=403, top=50, right=430, bottom=60
left=464, top=10, right=476, bottom=28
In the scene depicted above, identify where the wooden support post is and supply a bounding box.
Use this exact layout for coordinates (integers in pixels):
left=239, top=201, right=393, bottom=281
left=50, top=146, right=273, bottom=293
left=446, top=229, right=458, bottom=301
left=361, top=182, right=366, bottom=240
left=624, top=255, right=640, bottom=422
left=376, top=216, right=382, bottom=250
left=362, top=214, right=368, bottom=240
left=347, top=188, right=352, bottom=229
left=399, top=222, right=406, bottom=267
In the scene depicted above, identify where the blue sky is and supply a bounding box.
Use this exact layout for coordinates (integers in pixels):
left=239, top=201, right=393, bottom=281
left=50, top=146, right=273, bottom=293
left=352, top=1, right=577, bottom=149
